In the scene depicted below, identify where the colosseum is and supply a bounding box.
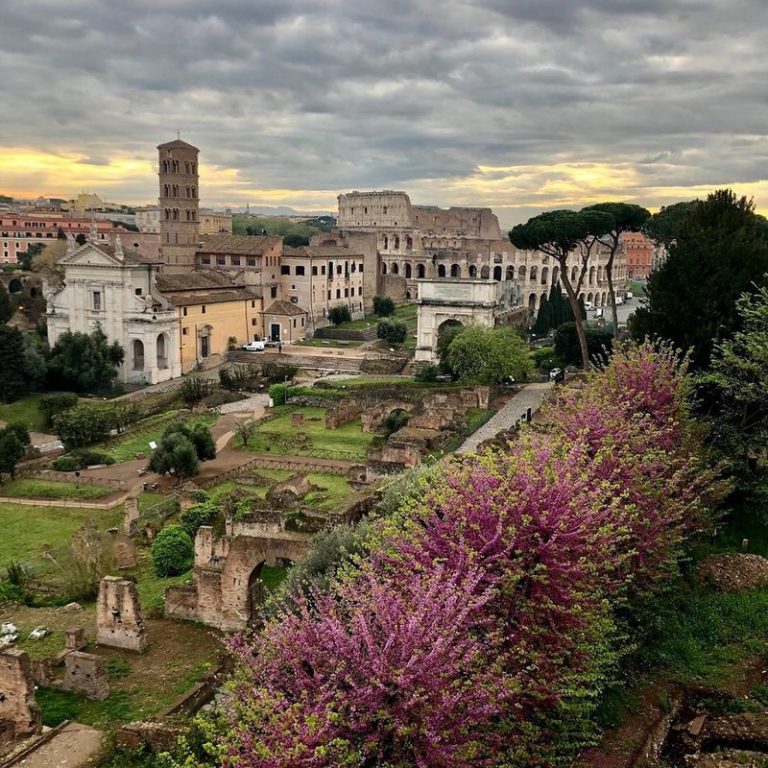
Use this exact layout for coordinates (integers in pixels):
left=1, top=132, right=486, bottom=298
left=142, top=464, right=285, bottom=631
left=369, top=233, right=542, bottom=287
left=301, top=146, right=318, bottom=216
left=333, top=191, right=628, bottom=316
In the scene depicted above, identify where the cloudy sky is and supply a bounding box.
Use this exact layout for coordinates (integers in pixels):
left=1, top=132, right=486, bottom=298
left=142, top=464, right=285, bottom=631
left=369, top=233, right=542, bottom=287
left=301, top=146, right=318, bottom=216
left=1, top=0, right=767, bottom=226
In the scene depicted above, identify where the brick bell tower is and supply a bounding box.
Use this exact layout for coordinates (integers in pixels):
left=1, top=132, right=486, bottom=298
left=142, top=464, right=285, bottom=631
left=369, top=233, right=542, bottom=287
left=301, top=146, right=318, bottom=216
left=158, top=138, right=200, bottom=269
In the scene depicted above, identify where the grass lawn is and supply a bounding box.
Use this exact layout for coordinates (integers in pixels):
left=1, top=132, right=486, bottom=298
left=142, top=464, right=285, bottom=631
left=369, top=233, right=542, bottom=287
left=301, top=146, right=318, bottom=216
left=0, top=501, right=122, bottom=568
left=101, top=412, right=217, bottom=463
left=0, top=394, right=48, bottom=432
left=296, top=338, right=363, bottom=348
left=0, top=478, right=115, bottom=501
left=304, top=472, right=357, bottom=510
left=239, top=406, right=374, bottom=459
left=628, top=280, right=647, bottom=297
left=330, top=302, right=419, bottom=332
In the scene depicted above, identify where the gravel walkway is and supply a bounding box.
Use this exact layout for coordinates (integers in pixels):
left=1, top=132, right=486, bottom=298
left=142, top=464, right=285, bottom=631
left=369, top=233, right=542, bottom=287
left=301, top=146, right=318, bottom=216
left=456, top=382, right=552, bottom=455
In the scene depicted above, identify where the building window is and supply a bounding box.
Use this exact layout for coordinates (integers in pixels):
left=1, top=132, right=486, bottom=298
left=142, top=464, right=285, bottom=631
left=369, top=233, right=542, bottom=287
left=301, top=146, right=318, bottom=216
left=251, top=300, right=256, bottom=308
left=296, top=265, right=305, bottom=276
left=92, top=291, right=102, bottom=311
left=336, top=289, right=341, bottom=299
left=312, top=266, right=318, bottom=276
left=216, top=256, right=226, bottom=266
left=327, top=290, right=331, bottom=300
left=301, top=317, right=305, bottom=326
left=183, top=307, right=188, bottom=316
left=321, top=266, right=326, bottom=275
left=201, top=256, right=210, bottom=264
left=182, top=327, right=188, bottom=335
left=247, top=257, right=256, bottom=267
left=281, top=265, right=290, bottom=275
left=271, top=286, right=277, bottom=298
left=251, top=318, right=257, bottom=326
left=344, top=288, right=349, bottom=297
left=293, top=319, right=297, bottom=328
left=359, top=263, right=364, bottom=272
left=135, top=288, right=143, bottom=296
left=201, top=305, right=206, bottom=314
left=231, top=256, right=240, bottom=266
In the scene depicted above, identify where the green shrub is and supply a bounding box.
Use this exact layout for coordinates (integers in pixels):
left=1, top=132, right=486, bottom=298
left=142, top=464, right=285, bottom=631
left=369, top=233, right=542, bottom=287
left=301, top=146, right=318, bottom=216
left=553, top=322, right=614, bottom=367
left=377, top=319, right=408, bottom=344
left=39, top=392, right=79, bottom=427
left=52, top=455, right=79, bottom=471
left=269, top=383, right=288, bottom=406
left=180, top=501, right=220, bottom=539
left=151, top=525, right=194, bottom=576
left=52, top=402, right=115, bottom=450
left=413, top=364, right=439, bottom=382
left=373, top=296, right=395, bottom=317
left=328, top=304, right=352, bottom=325
left=261, top=362, right=299, bottom=384
left=178, top=375, right=215, bottom=407
left=0, top=579, right=23, bottom=603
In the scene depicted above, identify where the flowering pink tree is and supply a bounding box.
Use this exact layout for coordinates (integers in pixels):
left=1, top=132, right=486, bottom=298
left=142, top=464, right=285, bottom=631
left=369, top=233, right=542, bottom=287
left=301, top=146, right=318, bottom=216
left=217, top=342, right=725, bottom=768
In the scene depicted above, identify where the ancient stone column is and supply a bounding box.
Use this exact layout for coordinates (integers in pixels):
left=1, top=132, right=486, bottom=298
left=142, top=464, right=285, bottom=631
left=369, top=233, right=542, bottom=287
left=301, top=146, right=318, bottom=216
left=0, top=649, right=41, bottom=743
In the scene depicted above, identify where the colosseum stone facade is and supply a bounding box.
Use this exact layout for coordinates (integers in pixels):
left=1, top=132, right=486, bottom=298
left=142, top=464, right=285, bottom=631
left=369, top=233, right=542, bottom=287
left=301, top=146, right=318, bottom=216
left=336, top=191, right=628, bottom=316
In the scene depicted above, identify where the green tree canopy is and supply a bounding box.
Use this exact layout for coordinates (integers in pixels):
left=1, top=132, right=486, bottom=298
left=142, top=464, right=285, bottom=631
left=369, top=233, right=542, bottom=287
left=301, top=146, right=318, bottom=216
left=0, top=283, right=13, bottom=324
left=701, top=281, right=768, bottom=471
left=446, top=326, right=531, bottom=384
left=0, top=429, right=24, bottom=479
left=643, top=200, right=698, bottom=247
left=630, top=190, right=768, bottom=367
left=0, top=325, right=27, bottom=402
left=373, top=296, right=395, bottom=317
left=554, top=322, right=614, bottom=367
left=510, top=209, right=613, bottom=367
left=47, top=327, right=124, bottom=393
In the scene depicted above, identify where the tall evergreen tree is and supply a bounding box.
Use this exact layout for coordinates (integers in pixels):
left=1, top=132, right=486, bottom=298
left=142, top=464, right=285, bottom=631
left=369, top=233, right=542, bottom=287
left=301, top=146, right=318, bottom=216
left=0, top=325, right=27, bottom=402
left=533, top=295, right=551, bottom=335
left=631, top=190, right=768, bottom=367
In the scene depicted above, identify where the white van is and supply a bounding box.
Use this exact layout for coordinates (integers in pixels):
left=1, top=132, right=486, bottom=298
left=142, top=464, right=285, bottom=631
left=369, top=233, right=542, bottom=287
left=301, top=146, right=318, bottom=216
left=584, top=301, right=594, bottom=311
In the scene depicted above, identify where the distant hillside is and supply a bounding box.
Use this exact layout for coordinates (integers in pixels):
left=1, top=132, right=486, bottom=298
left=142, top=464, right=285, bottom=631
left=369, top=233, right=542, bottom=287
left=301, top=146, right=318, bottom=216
left=232, top=214, right=336, bottom=246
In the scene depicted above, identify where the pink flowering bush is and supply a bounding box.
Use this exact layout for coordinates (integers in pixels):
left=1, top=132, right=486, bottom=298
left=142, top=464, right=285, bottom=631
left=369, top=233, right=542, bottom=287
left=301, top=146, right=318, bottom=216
left=215, top=342, right=725, bottom=768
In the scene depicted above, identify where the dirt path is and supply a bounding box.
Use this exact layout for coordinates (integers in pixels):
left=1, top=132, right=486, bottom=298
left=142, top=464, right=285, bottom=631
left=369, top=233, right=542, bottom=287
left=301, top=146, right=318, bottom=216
left=11, top=722, right=103, bottom=768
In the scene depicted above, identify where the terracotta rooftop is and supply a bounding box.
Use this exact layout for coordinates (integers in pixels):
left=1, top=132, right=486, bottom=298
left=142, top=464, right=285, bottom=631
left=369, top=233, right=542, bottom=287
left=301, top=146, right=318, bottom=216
left=156, top=270, right=240, bottom=292
left=163, top=289, right=261, bottom=307
left=263, top=299, right=308, bottom=317
left=197, top=234, right=282, bottom=255
left=283, top=245, right=363, bottom=258
left=157, top=139, right=199, bottom=151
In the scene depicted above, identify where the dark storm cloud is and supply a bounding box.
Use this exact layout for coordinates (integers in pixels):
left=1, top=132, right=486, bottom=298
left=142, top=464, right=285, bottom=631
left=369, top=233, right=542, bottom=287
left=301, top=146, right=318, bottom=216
left=1, top=0, right=767, bottom=220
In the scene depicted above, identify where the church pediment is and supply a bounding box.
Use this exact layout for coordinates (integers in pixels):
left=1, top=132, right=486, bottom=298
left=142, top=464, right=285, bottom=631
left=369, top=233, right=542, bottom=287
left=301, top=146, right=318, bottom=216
left=59, top=243, right=123, bottom=268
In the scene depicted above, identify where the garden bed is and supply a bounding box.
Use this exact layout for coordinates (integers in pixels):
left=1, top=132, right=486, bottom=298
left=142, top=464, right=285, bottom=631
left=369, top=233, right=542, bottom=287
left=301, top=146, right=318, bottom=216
left=0, top=478, right=116, bottom=501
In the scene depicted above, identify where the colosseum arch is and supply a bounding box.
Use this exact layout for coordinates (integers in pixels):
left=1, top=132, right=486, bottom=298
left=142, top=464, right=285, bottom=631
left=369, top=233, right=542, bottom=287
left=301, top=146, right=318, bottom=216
left=506, top=266, right=514, bottom=280
left=480, top=265, right=490, bottom=279
left=417, top=263, right=426, bottom=278
left=391, top=262, right=400, bottom=275
left=132, top=339, right=145, bottom=371
left=468, top=264, right=477, bottom=278
left=493, top=266, right=502, bottom=281
left=382, top=262, right=388, bottom=275
left=405, top=263, right=412, bottom=279
left=541, top=266, right=549, bottom=285
left=552, top=266, right=560, bottom=285
left=528, top=292, right=538, bottom=313
left=529, top=265, right=538, bottom=282
left=589, top=266, right=596, bottom=285
left=571, top=266, right=578, bottom=282
left=450, top=263, right=461, bottom=278
left=437, top=264, right=446, bottom=277
left=518, top=265, right=526, bottom=281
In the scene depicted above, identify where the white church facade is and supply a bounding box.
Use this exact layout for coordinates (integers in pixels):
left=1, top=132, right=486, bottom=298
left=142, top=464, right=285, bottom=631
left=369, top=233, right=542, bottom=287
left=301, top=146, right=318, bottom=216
left=46, top=235, right=181, bottom=385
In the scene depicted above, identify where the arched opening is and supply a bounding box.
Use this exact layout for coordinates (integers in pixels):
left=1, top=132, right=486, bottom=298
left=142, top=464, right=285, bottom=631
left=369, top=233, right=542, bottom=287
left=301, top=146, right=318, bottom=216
left=528, top=292, right=537, bottom=312
left=468, top=265, right=477, bottom=278
left=406, top=290, right=412, bottom=300
left=393, top=235, right=400, bottom=250
left=506, top=266, right=514, bottom=280
left=602, top=292, right=607, bottom=304
left=383, top=235, right=389, bottom=250
left=493, top=266, right=502, bottom=281
left=587, top=292, right=594, bottom=303
left=529, top=265, right=538, bottom=282
left=450, top=264, right=461, bottom=278
left=406, top=235, right=413, bottom=250
left=518, top=265, right=526, bottom=281
left=417, top=263, right=426, bottom=278
left=541, top=266, right=549, bottom=285
left=8, top=278, right=22, bottom=294
left=571, top=266, right=578, bottom=283
left=381, top=408, right=410, bottom=437
left=589, top=266, right=596, bottom=285
left=480, top=265, right=490, bottom=279
left=405, top=263, right=412, bottom=279
left=391, top=262, right=400, bottom=275
left=437, top=264, right=446, bottom=277
left=552, top=266, right=560, bottom=285
left=247, top=559, right=293, bottom=624
left=437, top=318, right=463, bottom=359
left=157, top=333, right=168, bottom=369
left=382, top=262, right=388, bottom=275
left=597, top=266, right=603, bottom=283
left=132, top=339, right=144, bottom=371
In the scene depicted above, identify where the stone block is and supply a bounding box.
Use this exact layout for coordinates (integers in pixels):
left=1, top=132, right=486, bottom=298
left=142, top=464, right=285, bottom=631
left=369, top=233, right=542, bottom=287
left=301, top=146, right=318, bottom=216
left=123, top=497, right=139, bottom=535
left=96, top=576, right=147, bottom=653
left=65, top=627, right=87, bottom=651
left=114, top=534, right=137, bottom=569
left=0, top=649, right=41, bottom=741
left=291, top=412, right=304, bottom=426
left=62, top=651, right=110, bottom=701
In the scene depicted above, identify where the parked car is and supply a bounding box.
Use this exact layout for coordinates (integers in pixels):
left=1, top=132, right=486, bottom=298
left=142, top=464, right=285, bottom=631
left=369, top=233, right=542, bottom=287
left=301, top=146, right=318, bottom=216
left=242, top=340, right=266, bottom=352
left=615, top=296, right=625, bottom=305
left=584, top=301, right=594, bottom=311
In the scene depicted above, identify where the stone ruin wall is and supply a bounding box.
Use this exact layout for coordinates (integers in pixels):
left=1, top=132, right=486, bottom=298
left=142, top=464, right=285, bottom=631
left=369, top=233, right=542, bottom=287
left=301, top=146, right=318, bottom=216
left=411, top=206, right=503, bottom=240
left=0, top=649, right=41, bottom=747
left=96, top=576, right=147, bottom=653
